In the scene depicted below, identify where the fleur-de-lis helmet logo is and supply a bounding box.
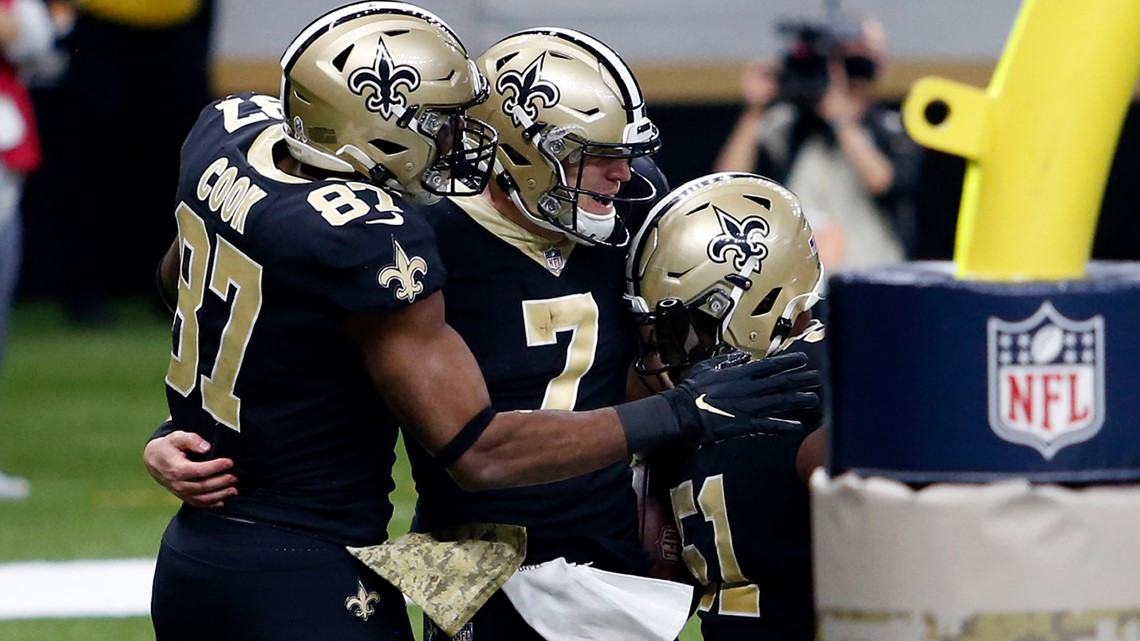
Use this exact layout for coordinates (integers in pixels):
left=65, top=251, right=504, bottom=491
left=344, top=580, right=380, bottom=621
left=497, top=53, right=560, bottom=128
left=348, top=37, right=421, bottom=120
left=378, top=238, right=429, bottom=303
left=707, top=205, right=770, bottom=272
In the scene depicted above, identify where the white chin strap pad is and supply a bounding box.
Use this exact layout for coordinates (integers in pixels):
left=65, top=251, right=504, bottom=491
left=564, top=207, right=616, bottom=244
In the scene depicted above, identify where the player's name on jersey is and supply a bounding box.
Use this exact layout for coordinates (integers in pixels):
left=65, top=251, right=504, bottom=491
left=193, top=157, right=269, bottom=235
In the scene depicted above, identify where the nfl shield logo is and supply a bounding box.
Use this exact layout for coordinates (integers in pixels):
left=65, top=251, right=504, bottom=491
left=543, top=247, right=565, bottom=272
left=986, top=301, right=1105, bottom=459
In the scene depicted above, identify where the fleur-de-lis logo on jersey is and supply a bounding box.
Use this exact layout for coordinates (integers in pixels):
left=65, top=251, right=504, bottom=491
left=344, top=580, right=380, bottom=621
left=707, top=205, right=770, bottom=272
left=348, top=38, right=421, bottom=120
left=378, top=238, right=429, bottom=302
left=497, top=53, right=560, bottom=128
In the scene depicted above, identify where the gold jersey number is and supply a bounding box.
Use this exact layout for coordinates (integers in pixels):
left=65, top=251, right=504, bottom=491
left=671, top=474, right=761, bottom=618
left=522, top=293, right=600, bottom=411
left=165, top=203, right=264, bottom=432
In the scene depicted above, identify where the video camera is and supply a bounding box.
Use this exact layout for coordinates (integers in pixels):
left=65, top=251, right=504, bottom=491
left=775, top=16, right=877, bottom=105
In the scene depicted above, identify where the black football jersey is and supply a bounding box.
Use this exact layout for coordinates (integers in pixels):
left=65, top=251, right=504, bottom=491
left=406, top=194, right=645, bottom=571
left=164, top=92, right=445, bottom=546
left=671, top=429, right=817, bottom=641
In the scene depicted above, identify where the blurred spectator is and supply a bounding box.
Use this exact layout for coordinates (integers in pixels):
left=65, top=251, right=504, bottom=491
left=713, top=13, right=922, bottom=273
left=0, top=0, right=53, bottom=501
left=48, top=0, right=215, bottom=326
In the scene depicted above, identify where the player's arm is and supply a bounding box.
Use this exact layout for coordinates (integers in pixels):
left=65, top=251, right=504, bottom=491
left=142, top=287, right=611, bottom=503
left=820, top=61, right=894, bottom=196
left=831, top=114, right=894, bottom=195
left=345, top=291, right=822, bottom=491
left=344, top=291, right=626, bottom=490
left=144, top=286, right=822, bottom=501
left=712, top=59, right=777, bottom=173
left=156, top=238, right=179, bottom=312
left=795, top=426, right=826, bottom=484
left=143, top=420, right=238, bottom=508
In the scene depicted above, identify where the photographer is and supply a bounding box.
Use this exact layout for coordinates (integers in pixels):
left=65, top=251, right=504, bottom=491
left=713, top=14, right=921, bottom=273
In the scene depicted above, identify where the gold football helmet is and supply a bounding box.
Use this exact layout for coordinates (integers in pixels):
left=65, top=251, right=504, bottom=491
left=626, top=172, right=825, bottom=373
left=471, top=28, right=661, bottom=246
left=279, top=1, right=497, bottom=203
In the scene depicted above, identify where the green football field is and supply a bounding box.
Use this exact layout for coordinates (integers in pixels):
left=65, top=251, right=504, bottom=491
left=0, top=299, right=701, bottom=640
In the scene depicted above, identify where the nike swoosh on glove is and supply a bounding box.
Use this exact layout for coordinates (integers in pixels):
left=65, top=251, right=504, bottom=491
left=666, top=351, right=822, bottom=443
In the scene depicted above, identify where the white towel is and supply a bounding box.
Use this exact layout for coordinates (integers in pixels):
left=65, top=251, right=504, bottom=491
left=501, top=557, right=694, bottom=641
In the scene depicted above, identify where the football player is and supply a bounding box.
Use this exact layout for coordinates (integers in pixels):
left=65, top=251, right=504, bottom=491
left=406, top=28, right=677, bottom=641
left=144, top=4, right=822, bottom=640
left=625, top=171, right=828, bottom=641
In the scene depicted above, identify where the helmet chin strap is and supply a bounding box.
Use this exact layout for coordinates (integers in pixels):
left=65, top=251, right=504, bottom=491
left=767, top=304, right=826, bottom=356
left=403, top=188, right=443, bottom=206
left=766, top=263, right=827, bottom=356
left=506, top=186, right=564, bottom=233
left=722, top=255, right=759, bottom=354
left=351, top=144, right=444, bottom=205
left=283, top=133, right=355, bottom=174
left=719, top=255, right=826, bottom=358
left=500, top=165, right=614, bottom=245
left=562, top=207, right=616, bottom=245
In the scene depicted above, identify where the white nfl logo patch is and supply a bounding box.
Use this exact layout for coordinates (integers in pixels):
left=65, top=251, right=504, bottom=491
left=543, top=247, right=565, bottom=272
left=986, top=301, right=1105, bottom=459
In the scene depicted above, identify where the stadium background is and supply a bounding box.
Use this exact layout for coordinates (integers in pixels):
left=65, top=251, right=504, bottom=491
left=15, top=0, right=1140, bottom=300
left=1, top=1, right=1138, bottom=639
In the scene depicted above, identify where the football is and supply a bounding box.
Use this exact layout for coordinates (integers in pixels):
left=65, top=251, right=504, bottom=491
left=1031, top=323, right=1065, bottom=364
left=632, top=459, right=691, bottom=583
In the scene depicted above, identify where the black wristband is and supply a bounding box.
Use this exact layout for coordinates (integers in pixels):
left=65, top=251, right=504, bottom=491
left=434, top=405, right=497, bottom=469
left=613, top=392, right=684, bottom=454
left=150, top=418, right=177, bottom=442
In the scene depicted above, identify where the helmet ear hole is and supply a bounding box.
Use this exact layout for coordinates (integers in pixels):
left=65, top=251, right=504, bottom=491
left=370, top=139, right=407, bottom=155
left=690, top=310, right=722, bottom=349
left=331, top=46, right=353, bottom=72
left=751, top=288, right=782, bottom=317
left=501, top=144, right=532, bottom=167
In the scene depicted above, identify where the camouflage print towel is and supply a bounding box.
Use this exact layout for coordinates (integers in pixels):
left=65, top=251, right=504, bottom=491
left=348, top=523, right=527, bottom=636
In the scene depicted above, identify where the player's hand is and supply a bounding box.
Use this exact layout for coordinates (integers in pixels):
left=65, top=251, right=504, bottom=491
left=143, top=431, right=238, bottom=508
left=741, top=58, right=779, bottom=110
left=668, top=351, right=821, bottom=443
left=818, top=58, right=868, bottom=127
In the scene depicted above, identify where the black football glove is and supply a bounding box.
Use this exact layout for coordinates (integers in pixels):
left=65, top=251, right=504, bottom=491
left=664, top=351, right=822, bottom=443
